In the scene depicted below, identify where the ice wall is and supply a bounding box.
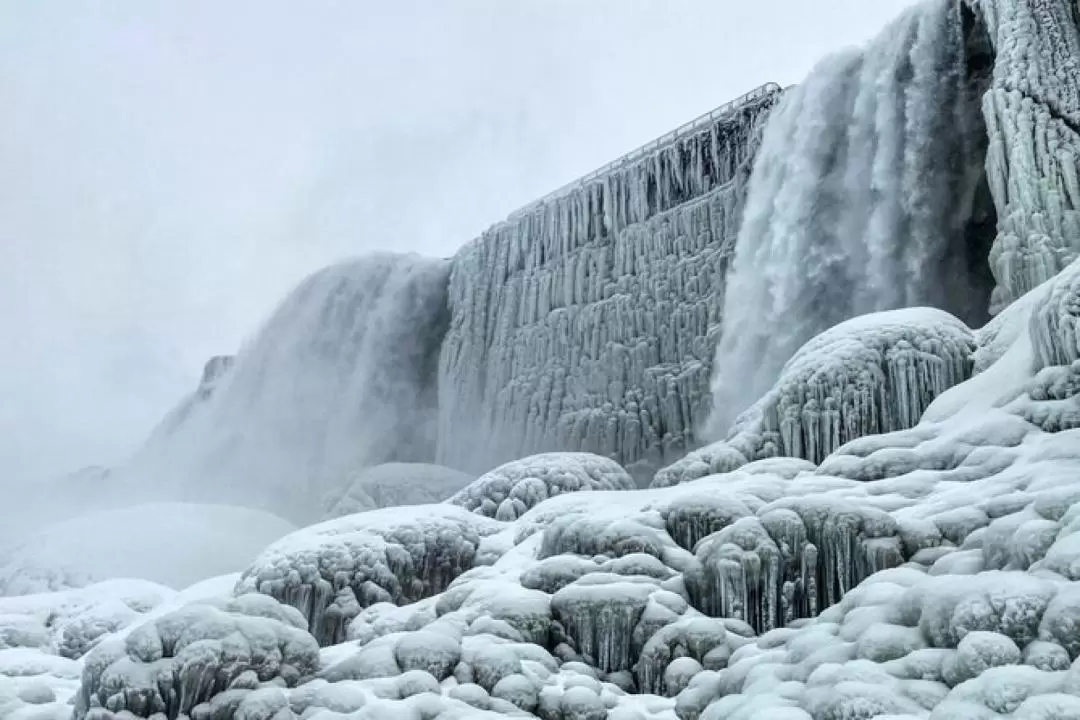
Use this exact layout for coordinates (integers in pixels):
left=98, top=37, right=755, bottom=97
left=982, top=0, right=1080, bottom=310
left=121, top=254, right=450, bottom=522
left=707, top=0, right=997, bottom=436
left=437, top=92, right=780, bottom=478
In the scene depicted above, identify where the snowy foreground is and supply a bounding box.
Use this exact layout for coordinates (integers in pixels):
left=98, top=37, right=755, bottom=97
left=7, top=261, right=1080, bottom=720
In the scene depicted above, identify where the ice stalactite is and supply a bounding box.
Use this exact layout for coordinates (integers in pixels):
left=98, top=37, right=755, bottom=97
left=437, top=93, right=780, bottom=480
left=980, top=0, right=1080, bottom=310
left=121, top=254, right=451, bottom=522
left=708, top=0, right=995, bottom=436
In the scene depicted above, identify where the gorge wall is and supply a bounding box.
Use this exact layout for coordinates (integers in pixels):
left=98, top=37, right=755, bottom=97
left=436, top=86, right=782, bottom=479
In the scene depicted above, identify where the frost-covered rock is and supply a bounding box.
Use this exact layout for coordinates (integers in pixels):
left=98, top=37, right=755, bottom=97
left=0, top=503, right=295, bottom=596
left=322, top=463, right=475, bottom=520
left=237, top=505, right=504, bottom=645
left=449, top=453, right=636, bottom=520
left=658, top=308, right=975, bottom=486
left=73, top=594, right=318, bottom=719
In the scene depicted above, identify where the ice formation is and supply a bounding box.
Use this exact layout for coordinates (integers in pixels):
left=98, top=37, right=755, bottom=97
left=22, top=246, right=1070, bottom=718
left=321, top=463, right=475, bottom=520
left=119, top=254, right=451, bottom=522
left=235, top=505, right=505, bottom=646
left=9, top=2, right=1080, bottom=719
left=982, top=0, right=1080, bottom=310
left=437, top=88, right=782, bottom=478
left=0, top=504, right=295, bottom=597
left=656, top=308, right=976, bottom=487
left=449, top=452, right=637, bottom=520
left=73, top=593, right=319, bottom=720
left=707, top=0, right=998, bottom=434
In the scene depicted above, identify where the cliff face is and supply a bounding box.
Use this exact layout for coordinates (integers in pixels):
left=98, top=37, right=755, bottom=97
left=436, top=88, right=782, bottom=478
left=982, top=0, right=1080, bottom=310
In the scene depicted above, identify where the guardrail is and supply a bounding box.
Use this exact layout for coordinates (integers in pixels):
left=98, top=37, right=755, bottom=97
left=508, top=81, right=783, bottom=220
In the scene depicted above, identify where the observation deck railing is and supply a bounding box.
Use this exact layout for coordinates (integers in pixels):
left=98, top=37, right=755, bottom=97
left=508, top=81, right=783, bottom=220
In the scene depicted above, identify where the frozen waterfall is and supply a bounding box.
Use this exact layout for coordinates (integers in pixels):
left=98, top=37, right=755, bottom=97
left=707, top=0, right=996, bottom=436
left=119, top=254, right=450, bottom=522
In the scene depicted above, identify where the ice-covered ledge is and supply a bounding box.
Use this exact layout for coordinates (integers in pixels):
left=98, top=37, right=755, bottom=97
left=437, top=86, right=782, bottom=478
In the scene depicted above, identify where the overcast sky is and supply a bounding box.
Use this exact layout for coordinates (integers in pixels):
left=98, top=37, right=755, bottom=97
left=0, top=0, right=923, bottom=484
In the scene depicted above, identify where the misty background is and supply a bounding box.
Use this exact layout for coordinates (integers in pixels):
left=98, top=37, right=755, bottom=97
left=0, top=0, right=922, bottom=487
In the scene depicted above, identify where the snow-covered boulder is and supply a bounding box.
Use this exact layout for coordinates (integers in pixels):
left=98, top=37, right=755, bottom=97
left=322, top=462, right=475, bottom=520
left=0, top=504, right=295, bottom=597
left=73, top=594, right=318, bottom=720
left=658, top=308, right=975, bottom=487
left=237, top=505, right=504, bottom=646
left=449, top=453, right=636, bottom=521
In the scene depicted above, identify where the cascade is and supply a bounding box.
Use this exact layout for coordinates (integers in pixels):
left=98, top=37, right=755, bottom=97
left=707, top=0, right=996, bottom=436
left=119, top=254, right=450, bottom=522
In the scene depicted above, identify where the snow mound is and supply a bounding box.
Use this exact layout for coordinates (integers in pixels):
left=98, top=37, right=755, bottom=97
left=0, top=503, right=295, bottom=596
left=236, top=505, right=505, bottom=646
left=0, top=579, right=175, bottom=661
left=73, top=593, right=318, bottom=720
left=659, top=308, right=975, bottom=487
left=322, top=462, right=475, bottom=520
left=449, top=452, right=636, bottom=521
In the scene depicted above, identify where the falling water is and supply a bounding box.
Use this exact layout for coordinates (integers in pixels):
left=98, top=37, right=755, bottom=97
left=707, top=0, right=995, bottom=436
left=121, top=254, right=451, bottom=521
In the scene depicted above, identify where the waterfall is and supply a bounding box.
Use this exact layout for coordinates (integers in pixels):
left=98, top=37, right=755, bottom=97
left=706, top=0, right=995, bottom=437
left=121, top=253, right=450, bottom=521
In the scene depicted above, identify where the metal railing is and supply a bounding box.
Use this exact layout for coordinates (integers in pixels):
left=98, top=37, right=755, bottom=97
left=508, top=81, right=783, bottom=220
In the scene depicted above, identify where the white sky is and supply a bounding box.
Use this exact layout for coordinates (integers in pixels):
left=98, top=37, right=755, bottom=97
left=0, top=0, right=923, bottom=483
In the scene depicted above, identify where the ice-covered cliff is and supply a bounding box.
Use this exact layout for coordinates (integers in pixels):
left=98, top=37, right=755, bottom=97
left=983, top=0, right=1080, bottom=311
left=437, top=86, right=783, bottom=479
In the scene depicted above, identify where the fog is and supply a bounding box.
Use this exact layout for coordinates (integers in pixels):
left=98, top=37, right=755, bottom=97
left=0, top=0, right=923, bottom=487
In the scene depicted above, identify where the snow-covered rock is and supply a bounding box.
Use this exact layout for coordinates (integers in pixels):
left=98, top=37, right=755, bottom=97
left=0, top=503, right=295, bottom=596
left=322, top=462, right=475, bottom=520
left=657, top=308, right=975, bottom=487
left=236, top=505, right=504, bottom=646
left=73, top=594, right=319, bottom=719
left=449, top=453, right=636, bottom=520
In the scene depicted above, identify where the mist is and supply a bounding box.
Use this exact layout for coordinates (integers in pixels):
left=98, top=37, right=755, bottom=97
left=0, top=0, right=923, bottom=490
